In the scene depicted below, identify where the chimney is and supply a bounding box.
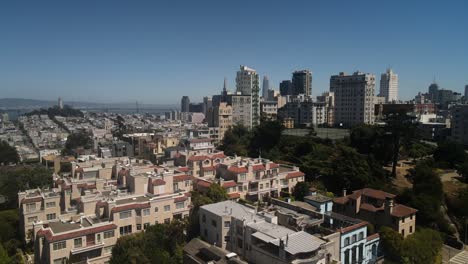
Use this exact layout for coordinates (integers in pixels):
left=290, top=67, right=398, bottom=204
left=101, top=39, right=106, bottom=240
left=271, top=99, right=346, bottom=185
left=385, top=197, right=394, bottom=214
left=342, top=189, right=347, bottom=197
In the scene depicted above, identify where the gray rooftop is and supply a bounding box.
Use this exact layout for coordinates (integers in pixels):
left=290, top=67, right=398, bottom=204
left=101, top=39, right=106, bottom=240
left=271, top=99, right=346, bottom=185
left=48, top=221, right=81, bottom=233
left=201, top=201, right=258, bottom=220
left=304, top=193, right=333, bottom=203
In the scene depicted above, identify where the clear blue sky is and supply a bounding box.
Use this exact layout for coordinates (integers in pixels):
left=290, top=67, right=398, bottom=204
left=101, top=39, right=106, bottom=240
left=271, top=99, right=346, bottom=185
left=1, top=0, right=467, bottom=104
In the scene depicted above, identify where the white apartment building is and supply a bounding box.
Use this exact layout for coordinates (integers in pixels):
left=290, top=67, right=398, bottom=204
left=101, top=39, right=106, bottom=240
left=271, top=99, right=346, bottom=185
left=229, top=94, right=253, bottom=129
left=379, top=69, right=398, bottom=103
left=235, top=65, right=260, bottom=127
left=330, top=72, right=376, bottom=127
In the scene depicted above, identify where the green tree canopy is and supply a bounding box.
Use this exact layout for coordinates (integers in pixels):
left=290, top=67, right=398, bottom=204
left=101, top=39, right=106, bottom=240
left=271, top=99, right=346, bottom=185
left=62, top=131, right=93, bottom=156
left=434, top=140, right=467, bottom=168
left=292, top=181, right=311, bottom=201
left=0, top=141, right=20, bottom=165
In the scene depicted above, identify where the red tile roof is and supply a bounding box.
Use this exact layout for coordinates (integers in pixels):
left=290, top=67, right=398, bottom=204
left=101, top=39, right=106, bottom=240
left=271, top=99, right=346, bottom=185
left=222, top=181, right=237, bottom=188
left=285, top=171, right=305, bottom=179
left=228, top=193, right=241, bottom=199
left=269, top=163, right=280, bottom=169
left=340, top=221, right=368, bottom=234
left=202, top=166, right=215, bottom=171
left=228, top=166, right=248, bottom=174
left=188, top=155, right=208, bottom=162
left=391, top=204, right=418, bottom=217
left=111, top=203, right=151, bottom=213
left=366, top=233, right=380, bottom=241
left=174, top=196, right=187, bottom=203
left=197, top=180, right=211, bottom=188
left=21, top=197, right=42, bottom=204
left=252, top=164, right=266, bottom=171
left=38, top=224, right=117, bottom=242
left=176, top=167, right=190, bottom=172
left=153, top=179, right=166, bottom=186
left=210, top=153, right=226, bottom=159
left=173, top=174, right=192, bottom=182
left=360, top=203, right=380, bottom=212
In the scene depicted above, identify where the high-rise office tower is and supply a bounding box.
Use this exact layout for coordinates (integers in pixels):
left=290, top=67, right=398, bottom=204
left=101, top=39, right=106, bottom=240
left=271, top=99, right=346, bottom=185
left=280, top=80, right=293, bottom=96
left=330, top=71, right=376, bottom=127
left=379, top=68, right=398, bottom=103
left=262, top=76, right=270, bottom=99
left=464, top=85, right=468, bottom=100
left=58, top=97, right=63, bottom=109
left=428, top=82, right=439, bottom=103
left=236, top=65, right=260, bottom=127
left=181, top=96, right=190, bottom=112
left=292, top=70, right=312, bottom=96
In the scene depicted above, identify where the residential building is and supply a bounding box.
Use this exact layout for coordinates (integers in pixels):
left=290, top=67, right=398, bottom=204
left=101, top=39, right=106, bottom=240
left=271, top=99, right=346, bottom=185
left=292, top=70, right=312, bottom=96
left=19, top=158, right=194, bottom=264
left=450, top=105, right=468, bottom=146
left=333, top=188, right=417, bottom=237
left=207, top=102, right=233, bottom=141
left=316, top=92, right=335, bottom=126
left=260, top=101, right=278, bottom=120
left=199, top=201, right=327, bottom=264
left=280, top=80, right=293, bottom=96
left=278, top=98, right=329, bottom=127
left=379, top=69, right=398, bottom=103
left=229, top=94, right=253, bottom=129
left=236, top=65, right=260, bottom=127
left=181, top=96, right=190, bottom=113
left=330, top=71, right=376, bottom=127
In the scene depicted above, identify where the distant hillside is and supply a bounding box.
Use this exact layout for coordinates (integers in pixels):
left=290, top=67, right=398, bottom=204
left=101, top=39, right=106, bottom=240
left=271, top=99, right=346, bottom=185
left=0, top=98, right=177, bottom=110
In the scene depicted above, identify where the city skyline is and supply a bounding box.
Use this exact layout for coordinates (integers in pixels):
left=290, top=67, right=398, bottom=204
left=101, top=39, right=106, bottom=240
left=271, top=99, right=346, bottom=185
left=1, top=0, right=467, bottom=104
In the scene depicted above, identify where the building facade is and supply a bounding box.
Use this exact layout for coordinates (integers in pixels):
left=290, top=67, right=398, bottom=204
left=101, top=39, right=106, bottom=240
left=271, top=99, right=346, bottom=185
left=280, top=80, right=292, bottom=96
left=292, top=70, right=312, bottom=96
left=207, top=102, right=233, bottom=142
left=379, top=69, right=398, bottom=103
left=181, top=96, right=190, bottom=113
left=330, top=72, right=376, bottom=127
left=236, top=65, right=260, bottom=127
left=451, top=105, right=468, bottom=146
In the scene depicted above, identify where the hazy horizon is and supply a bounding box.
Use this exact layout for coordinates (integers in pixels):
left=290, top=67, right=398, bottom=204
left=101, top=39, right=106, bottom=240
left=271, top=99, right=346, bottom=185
left=1, top=0, right=467, bottom=104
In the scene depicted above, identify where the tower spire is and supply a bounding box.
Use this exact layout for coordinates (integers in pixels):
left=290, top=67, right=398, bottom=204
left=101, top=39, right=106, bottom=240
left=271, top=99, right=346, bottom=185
left=223, top=77, right=227, bottom=92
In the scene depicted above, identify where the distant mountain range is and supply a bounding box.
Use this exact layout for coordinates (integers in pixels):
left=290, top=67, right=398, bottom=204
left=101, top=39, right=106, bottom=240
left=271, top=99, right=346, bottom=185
left=0, top=98, right=178, bottom=110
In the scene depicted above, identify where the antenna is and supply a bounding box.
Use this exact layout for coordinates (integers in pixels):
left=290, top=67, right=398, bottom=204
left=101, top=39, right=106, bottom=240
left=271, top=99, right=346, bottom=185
left=136, top=101, right=139, bottom=114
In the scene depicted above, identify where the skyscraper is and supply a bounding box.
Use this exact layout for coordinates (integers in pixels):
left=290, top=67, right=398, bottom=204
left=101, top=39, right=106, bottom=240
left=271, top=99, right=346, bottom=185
left=58, top=97, right=63, bottom=109
left=279, top=80, right=292, bottom=96
left=379, top=68, right=398, bottom=103
left=428, top=82, right=439, bottom=103
left=262, top=76, right=270, bottom=99
left=292, top=70, right=312, bottom=96
left=181, top=96, right=190, bottom=112
left=236, top=65, right=260, bottom=127
left=465, top=85, right=468, bottom=100
left=330, top=71, right=376, bottom=127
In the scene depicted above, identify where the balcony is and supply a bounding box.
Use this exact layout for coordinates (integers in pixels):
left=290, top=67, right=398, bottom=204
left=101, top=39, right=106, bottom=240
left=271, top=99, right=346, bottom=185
left=70, top=242, right=104, bottom=255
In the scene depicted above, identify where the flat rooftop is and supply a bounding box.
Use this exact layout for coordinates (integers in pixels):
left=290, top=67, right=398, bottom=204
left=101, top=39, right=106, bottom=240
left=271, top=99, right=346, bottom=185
left=115, top=196, right=150, bottom=205
left=48, top=221, right=81, bottom=234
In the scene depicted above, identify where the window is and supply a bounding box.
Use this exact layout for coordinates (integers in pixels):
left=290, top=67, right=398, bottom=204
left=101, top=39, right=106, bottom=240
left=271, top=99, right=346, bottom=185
left=47, top=213, right=56, bottom=220
left=154, top=207, right=158, bottom=212
left=176, top=202, right=184, bottom=209
left=401, top=229, right=405, bottom=236
left=27, top=216, right=38, bottom=223
left=46, top=201, right=56, bottom=208
left=164, top=205, right=170, bottom=212
left=103, top=230, right=114, bottom=239
left=26, top=203, right=36, bottom=212
left=96, top=233, right=101, bottom=243
left=202, top=214, right=206, bottom=223
left=104, top=246, right=113, bottom=254
left=119, top=210, right=132, bottom=219
left=239, top=174, right=246, bottom=181
left=410, top=226, right=413, bottom=233
left=402, top=217, right=405, bottom=223
left=142, top=208, right=150, bottom=216
left=259, top=184, right=263, bottom=190
left=137, top=224, right=142, bottom=230
left=185, top=180, right=190, bottom=187
left=212, top=220, right=217, bottom=227
left=74, top=238, right=82, bottom=248
left=120, top=225, right=132, bottom=236
left=53, top=241, right=66, bottom=251
left=358, top=232, right=364, bottom=240
left=164, top=218, right=170, bottom=224
left=144, top=223, right=150, bottom=229
left=344, top=237, right=350, bottom=246
left=224, top=221, right=230, bottom=228
left=352, top=234, right=357, bottom=243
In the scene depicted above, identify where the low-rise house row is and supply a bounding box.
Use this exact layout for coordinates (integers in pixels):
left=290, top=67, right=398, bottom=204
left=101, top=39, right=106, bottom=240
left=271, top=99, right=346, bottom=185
left=18, top=157, right=193, bottom=264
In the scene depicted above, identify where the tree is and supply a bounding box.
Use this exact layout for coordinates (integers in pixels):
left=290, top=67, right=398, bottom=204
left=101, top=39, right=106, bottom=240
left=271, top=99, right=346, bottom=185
left=248, top=120, right=284, bottom=157
left=434, top=140, right=467, bottom=168
left=383, top=112, right=417, bottom=177
left=110, top=222, right=185, bottom=264
left=0, top=141, right=20, bottom=165
left=458, top=161, right=468, bottom=182
left=62, top=131, right=93, bottom=156
left=0, top=244, right=11, bottom=264
left=325, top=145, right=371, bottom=193
left=219, top=125, right=251, bottom=156
left=206, top=183, right=228, bottom=202
left=380, top=227, right=403, bottom=263
left=292, top=181, right=311, bottom=201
